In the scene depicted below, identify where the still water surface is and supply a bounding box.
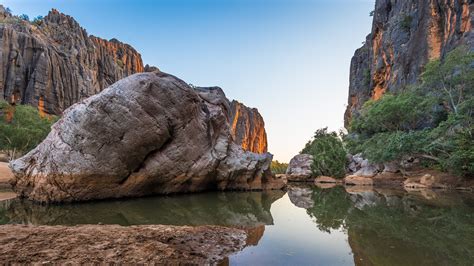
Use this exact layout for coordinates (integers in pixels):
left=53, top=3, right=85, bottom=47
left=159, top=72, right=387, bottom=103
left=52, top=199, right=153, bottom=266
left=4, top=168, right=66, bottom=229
left=1, top=185, right=473, bottom=265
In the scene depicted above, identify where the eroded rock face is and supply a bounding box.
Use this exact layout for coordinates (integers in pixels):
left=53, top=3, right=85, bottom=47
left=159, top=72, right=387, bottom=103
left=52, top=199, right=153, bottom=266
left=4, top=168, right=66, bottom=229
left=9, top=72, right=284, bottom=203
left=0, top=7, right=145, bottom=115
left=229, top=100, right=268, bottom=154
left=285, top=154, right=314, bottom=182
left=345, top=0, right=474, bottom=126
left=195, top=87, right=268, bottom=154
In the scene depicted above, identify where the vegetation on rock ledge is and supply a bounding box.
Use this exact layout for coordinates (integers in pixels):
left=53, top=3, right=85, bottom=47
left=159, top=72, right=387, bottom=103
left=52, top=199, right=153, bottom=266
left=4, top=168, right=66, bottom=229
left=346, top=47, right=474, bottom=177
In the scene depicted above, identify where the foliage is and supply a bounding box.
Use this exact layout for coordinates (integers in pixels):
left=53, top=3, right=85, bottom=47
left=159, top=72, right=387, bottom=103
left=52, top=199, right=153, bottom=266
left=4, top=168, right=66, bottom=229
left=302, top=128, right=347, bottom=178
left=305, top=187, right=474, bottom=265
left=5, top=7, right=12, bottom=14
left=363, top=68, right=371, bottom=87
left=116, top=59, right=124, bottom=68
left=347, top=47, right=474, bottom=177
left=0, top=101, right=57, bottom=160
left=369, top=10, right=375, bottom=17
left=18, top=14, right=29, bottom=21
left=400, top=15, right=413, bottom=32
left=32, top=15, right=44, bottom=26
left=271, top=160, right=288, bottom=174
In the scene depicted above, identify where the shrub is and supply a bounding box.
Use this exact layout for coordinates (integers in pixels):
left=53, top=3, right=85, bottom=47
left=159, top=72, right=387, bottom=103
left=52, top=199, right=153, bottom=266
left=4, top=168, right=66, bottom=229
left=116, top=59, right=124, bottom=68
left=18, top=14, right=29, bottom=21
left=271, top=160, right=288, bottom=174
left=347, top=48, right=474, bottom=177
left=0, top=101, right=57, bottom=160
left=400, top=15, right=412, bottom=32
left=302, top=128, right=347, bottom=179
left=32, top=15, right=44, bottom=26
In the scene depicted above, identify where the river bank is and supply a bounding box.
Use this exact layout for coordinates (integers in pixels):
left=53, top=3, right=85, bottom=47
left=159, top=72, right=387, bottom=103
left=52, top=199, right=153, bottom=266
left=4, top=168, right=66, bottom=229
left=0, top=224, right=246, bottom=264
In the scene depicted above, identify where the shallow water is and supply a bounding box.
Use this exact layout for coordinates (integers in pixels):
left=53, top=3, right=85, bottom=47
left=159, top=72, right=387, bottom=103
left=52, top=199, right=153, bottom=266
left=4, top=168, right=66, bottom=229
left=1, top=185, right=473, bottom=265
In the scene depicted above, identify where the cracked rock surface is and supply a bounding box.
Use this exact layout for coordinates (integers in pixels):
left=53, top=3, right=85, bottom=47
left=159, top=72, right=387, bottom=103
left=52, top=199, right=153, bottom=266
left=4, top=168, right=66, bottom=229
left=10, top=71, right=284, bottom=203
left=0, top=224, right=246, bottom=264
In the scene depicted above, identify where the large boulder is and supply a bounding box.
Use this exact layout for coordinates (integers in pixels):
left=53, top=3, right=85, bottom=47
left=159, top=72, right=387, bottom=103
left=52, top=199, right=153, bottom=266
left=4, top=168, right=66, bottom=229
left=285, top=154, right=314, bottom=182
left=9, top=72, right=284, bottom=203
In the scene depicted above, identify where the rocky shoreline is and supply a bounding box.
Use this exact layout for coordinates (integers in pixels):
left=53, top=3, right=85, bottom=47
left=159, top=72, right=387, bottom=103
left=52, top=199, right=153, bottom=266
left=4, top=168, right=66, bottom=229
left=0, top=224, right=247, bottom=264
left=282, top=154, right=474, bottom=191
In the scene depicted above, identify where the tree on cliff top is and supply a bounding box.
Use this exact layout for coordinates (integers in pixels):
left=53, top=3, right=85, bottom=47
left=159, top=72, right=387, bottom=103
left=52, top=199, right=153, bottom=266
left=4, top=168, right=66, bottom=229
left=302, top=128, right=347, bottom=179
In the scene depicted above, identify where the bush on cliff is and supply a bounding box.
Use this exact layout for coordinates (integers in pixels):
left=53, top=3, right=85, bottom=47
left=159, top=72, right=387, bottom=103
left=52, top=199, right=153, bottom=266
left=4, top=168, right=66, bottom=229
left=0, top=101, right=57, bottom=160
left=302, top=128, right=346, bottom=178
left=347, top=47, right=474, bottom=177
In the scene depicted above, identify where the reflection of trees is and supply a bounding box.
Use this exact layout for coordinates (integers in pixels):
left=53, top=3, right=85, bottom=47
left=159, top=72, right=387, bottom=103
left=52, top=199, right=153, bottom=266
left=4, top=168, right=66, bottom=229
left=305, top=187, right=474, bottom=265
left=305, top=186, right=352, bottom=233
left=1, top=191, right=285, bottom=227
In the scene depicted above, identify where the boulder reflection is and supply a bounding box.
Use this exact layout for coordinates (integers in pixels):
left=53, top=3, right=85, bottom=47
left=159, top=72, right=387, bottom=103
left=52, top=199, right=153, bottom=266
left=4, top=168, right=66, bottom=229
left=1, top=191, right=285, bottom=227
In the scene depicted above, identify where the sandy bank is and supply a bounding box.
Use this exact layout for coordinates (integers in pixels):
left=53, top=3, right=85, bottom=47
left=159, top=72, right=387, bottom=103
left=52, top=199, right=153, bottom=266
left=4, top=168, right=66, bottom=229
left=0, top=224, right=246, bottom=264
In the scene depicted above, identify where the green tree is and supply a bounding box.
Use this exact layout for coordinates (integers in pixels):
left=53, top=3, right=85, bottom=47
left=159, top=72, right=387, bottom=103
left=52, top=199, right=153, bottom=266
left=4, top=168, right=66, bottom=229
left=347, top=47, right=474, bottom=177
left=0, top=101, right=57, bottom=160
left=302, top=128, right=347, bottom=178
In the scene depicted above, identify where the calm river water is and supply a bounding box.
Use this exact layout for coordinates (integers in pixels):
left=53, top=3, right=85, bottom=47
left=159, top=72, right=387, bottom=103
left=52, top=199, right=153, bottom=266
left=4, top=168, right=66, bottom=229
left=0, top=185, right=473, bottom=265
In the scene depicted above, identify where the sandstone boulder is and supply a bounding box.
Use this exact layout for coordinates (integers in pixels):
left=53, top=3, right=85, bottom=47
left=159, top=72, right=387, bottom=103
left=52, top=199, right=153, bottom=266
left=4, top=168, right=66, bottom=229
left=314, top=176, right=340, bottom=184
left=352, top=159, right=382, bottom=178
left=10, top=72, right=284, bottom=203
left=285, top=154, right=314, bottom=182
left=344, top=175, right=374, bottom=186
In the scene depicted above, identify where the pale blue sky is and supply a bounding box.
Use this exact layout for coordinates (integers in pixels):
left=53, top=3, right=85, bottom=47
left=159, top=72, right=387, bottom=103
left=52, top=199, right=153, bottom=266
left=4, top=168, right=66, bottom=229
left=3, top=0, right=374, bottom=162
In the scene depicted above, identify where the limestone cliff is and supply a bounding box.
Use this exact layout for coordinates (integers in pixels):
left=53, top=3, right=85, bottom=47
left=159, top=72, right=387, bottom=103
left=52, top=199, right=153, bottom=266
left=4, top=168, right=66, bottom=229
left=0, top=6, right=144, bottom=115
left=345, top=0, right=474, bottom=127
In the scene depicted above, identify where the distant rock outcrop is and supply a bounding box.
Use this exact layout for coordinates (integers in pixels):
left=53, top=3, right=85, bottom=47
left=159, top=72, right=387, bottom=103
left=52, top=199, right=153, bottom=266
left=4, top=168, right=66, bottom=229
left=345, top=0, right=474, bottom=127
left=229, top=100, right=268, bottom=154
left=10, top=72, right=284, bottom=203
left=0, top=6, right=145, bottom=115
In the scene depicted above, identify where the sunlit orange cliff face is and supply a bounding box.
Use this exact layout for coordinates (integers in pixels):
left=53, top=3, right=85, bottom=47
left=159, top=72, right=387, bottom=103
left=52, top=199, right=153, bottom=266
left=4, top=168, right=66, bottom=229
left=230, top=100, right=268, bottom=154
left=344, top=0, right=473, bottom=127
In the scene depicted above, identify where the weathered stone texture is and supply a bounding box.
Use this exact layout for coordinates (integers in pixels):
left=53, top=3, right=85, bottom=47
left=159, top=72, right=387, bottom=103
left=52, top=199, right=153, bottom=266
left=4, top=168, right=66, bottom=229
left=10, top=72, right=284, bottom=203
left=345, top=0, right=474, bottom=127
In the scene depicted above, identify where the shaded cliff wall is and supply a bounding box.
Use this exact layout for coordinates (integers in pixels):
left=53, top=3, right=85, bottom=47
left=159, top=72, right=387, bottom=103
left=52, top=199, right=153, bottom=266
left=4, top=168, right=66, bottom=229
left=0, top=7, right=144, bottom=115
left=345, top=0, right=474, bottom=127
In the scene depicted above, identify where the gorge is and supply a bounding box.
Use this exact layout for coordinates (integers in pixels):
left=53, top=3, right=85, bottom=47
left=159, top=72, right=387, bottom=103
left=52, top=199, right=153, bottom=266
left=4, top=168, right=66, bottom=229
left=0, top=0, right=473, bottom=264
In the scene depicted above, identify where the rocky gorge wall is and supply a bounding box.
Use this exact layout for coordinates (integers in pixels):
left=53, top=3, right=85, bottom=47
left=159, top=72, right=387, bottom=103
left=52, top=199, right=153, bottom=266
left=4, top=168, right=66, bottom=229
left=0, top=6, right=268, bottom=154
left=345, top=0, right=474, bottom=127
left=0, top=7, right=144, bottom=115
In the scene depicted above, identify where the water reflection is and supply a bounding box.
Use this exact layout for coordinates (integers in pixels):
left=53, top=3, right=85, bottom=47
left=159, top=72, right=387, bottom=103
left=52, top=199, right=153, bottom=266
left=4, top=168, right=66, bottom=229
left=1, top=186, right=473, bottom=265
left=1, top=191, right=285, bottom=227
